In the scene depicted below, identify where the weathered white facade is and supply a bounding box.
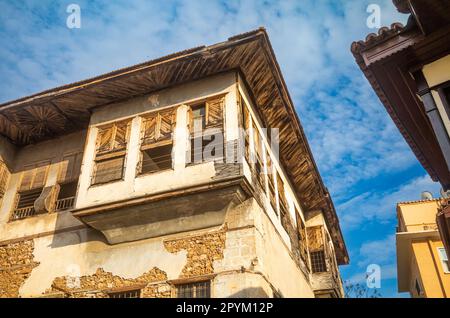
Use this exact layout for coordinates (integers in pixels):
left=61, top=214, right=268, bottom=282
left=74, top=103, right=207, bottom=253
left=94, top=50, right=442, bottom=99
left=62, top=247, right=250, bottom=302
left=0, top=30, right=347, bottom=298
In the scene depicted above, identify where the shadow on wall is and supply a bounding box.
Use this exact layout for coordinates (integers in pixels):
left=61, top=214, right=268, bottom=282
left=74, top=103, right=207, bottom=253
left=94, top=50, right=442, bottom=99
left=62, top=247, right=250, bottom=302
left=50, top=212, right=107, bottom=248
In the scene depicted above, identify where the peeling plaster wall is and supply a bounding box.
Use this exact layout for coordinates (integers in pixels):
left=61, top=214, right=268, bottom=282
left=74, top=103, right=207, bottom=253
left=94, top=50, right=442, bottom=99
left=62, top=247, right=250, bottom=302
left=18, top=228, right=186, bottom=297
left=0, top=198, right=316, bottom=298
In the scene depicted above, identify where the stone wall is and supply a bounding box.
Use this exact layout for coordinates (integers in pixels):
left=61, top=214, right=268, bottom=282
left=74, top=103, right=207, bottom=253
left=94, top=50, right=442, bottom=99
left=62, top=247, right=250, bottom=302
left=164, top=230, right=226, bottom=278
left=44, top=267, right=170, bottom=298
left=0, top=240, right=39, bottom=297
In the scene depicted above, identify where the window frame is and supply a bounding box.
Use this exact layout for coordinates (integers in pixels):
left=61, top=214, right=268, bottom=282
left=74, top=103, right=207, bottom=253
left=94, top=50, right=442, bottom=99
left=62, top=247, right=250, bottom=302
left=188, top=96, right=225, bottom=165
left=174, top=280, right=211, bottom=299
left=437, top=247, right=450, bottom=274
left=107, top=288, right=142, bottom=298
left=310, top=250, right=328, bottom=273
left=91, top=120, right=131, bottom=186
left=138, top=109, right=176, bottom=176
left=0, top=160, right=9, bottom=199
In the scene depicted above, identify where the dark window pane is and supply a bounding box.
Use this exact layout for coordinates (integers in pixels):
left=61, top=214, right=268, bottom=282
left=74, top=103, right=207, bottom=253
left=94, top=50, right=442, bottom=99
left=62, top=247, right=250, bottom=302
left=176, top=281, right=211, bottom=298
left=141, top=144, right=173, bottom=174
left=310, top=250, right=327, bottom=273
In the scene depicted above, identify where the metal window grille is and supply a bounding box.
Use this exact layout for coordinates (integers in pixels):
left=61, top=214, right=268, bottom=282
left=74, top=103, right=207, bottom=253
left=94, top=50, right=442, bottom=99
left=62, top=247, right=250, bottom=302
left=310, top=250, right=327, bottom=273
left=176, top=281, right=211, bottom=298
left=11, top=188, right=43, bottom=220
left=108, top=289, right=141, bottom=298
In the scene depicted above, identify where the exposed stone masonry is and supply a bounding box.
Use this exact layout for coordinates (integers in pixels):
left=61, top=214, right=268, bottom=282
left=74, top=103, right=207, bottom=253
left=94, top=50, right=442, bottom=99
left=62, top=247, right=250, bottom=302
left=164, top=230, right=226, bottom=278
left=45, top=267, right=170, bottom=298
left=0, top=240, right=39, bottom=298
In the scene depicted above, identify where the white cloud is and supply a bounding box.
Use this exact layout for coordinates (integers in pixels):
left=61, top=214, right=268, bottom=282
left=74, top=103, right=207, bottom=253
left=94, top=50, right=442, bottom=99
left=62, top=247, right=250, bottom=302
left=338, top=174, right=441, bottom=230
left=358, top=235, right=396, bottom=267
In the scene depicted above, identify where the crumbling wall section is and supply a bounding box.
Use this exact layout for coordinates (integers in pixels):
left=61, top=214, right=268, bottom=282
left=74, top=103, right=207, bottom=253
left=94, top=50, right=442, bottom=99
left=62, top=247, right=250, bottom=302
left=0, top=240, right=39, bottom=297
left=164, top=230, right=226, bottom=278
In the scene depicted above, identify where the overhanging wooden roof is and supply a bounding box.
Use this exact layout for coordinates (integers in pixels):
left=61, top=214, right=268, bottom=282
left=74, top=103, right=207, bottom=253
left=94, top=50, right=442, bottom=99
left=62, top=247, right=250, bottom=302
left=0, top=28, right=348, bottom=264
left=351, top=1, right=450, bottom=190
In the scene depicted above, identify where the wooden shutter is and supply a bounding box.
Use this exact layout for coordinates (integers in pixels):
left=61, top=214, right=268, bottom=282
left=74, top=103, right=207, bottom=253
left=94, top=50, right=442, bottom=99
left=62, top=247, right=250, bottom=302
left=33, top=165, right=48, bottom=188
left=206, top=97, right=224, bottom=128
left=114, top=121, right=129, bottom=150
left=93, top=157, right=124, bottom=184
left=20, top=167, right=34, bottom=191
left=20, top=163, right=49, bottom=191
left=296, top=211, right=308, bottom=264
left=97, top=125, right=114, bottom=153
left=307, top=226, right=324, bottom=252
left=0, top=161, right=9, bottom=197
left=253, top=122, right=263, bottom=159
left=277, top=173, right=286, bottom=207
left=59, top=153, right=83, bottom=183
left=242, top=101, right=251, bottom=131
left=142, top=115, right=157, bottom=144
left=159, top=110, right=174, bottom=140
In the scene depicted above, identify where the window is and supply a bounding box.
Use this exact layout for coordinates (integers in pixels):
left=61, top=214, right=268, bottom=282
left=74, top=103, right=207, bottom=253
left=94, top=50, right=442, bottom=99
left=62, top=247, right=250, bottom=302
left=242, top=97, right=251, bottom=161
left=139, top=109, right=175, bottom=175
left=438, top=247, right=450, bottom=273
left=92, top=121, right=130, bottom=185
left=176, top=281, right=211, bottom=298
left=12, top=188, right=43, bottom=220
left=108, top=289, right=141, bottom=298
left=56, top=152, right=82, bottom=211
left=252, top=123, right=266, bottom=189
left=277, top=172, right=289, bottom=231
left=266, top=151, right=277, bottom=213
left=189, top=96, right=225, bottom=164
left=310, top=250, right=327, bottom=273
left=55, top=181, right=77, bottom=211
left=0, top=160, right=9, bottom=199
left=12, top=162, right=49, bottom=220
left=296, top=210, right=309, bottom=267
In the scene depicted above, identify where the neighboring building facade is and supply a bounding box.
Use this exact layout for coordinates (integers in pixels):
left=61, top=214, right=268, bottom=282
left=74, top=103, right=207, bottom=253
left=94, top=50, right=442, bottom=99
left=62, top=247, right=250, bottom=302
left=397, top=199, right=450, bottom=298
left=352, top=0, right=450, bottom=258
left=0, top=29, right=348, bottom=298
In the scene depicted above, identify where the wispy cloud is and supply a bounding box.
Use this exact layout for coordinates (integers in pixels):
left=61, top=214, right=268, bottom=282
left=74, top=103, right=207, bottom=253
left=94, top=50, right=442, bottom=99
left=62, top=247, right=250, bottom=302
left=338, top=175, right=441, bottom=230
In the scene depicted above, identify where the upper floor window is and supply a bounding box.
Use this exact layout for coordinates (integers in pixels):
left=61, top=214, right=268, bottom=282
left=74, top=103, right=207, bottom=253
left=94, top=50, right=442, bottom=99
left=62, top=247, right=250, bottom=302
left=12, top=162, right=49, bottom=220
left=189, top=96, right=225, bottom=164
left=92, top=120, right=130, bottom=185
left=0, top=160, right=9, bottom=199
left=138, top=109, right=175, bottom=175
left=277, top=172, right=290, bottom=231
left=266, top=150, right=277, bottom=213
left=307, top=226, right=328, bottom=273
left=56, top=152, right=82, bottom=211
left=241, top=95, right=251, bottom=161
left=438, top=247, right=450, bottom=273
left=296, top=209, right=309, bottom=269
left=252, top=123, right=266, bottom=189
left=175, top=280, right=211, bottom=298
left=310, top=250, right=327, bottom=273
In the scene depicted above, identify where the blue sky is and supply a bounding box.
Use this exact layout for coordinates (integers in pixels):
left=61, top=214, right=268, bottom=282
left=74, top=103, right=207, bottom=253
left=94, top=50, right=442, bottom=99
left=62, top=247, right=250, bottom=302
left=0, top=0, right=443, bottom=298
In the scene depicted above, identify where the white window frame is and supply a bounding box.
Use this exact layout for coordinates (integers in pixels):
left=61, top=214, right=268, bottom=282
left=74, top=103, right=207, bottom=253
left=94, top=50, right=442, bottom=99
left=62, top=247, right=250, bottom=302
left=437, top=247, right=450, bottom=274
